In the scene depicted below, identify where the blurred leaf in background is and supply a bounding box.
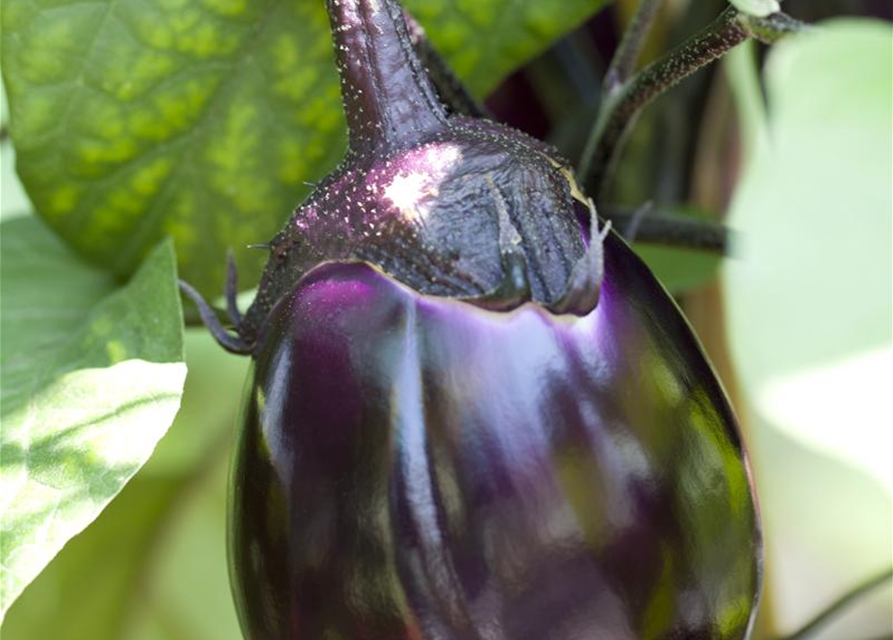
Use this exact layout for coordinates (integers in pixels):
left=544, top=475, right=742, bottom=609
left=0, top=220, right=186, bottom=620
left=1, top=85, right=30, bottom=220
left=729, top=0, right=780, bottom=18
left=723, top=20, right=892, bottom=637
left=1, top=0, right=608, bottom=298
left=635, top=209, right=723, bottom=295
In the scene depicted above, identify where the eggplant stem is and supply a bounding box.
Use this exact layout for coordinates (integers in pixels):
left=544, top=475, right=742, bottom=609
left=179, top=279, right=253, bottom=355
left=579, top=6, right=810, bottom=196
left=771, top=568, right=893, bottom=640
left=326, top=0, right=448, bottom=154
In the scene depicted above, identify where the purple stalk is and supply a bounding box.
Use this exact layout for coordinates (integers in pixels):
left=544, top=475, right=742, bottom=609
left=326, top=0, right=448, bottom=154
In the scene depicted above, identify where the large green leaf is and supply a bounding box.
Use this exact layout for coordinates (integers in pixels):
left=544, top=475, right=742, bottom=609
left=1, top=0, right=608, bottom=297
left=723, top=20, right=893, bottom=487
left=725, top=34, right=891, bottom=634
left=2, top=330, right=248, bottom=640
left=0, top=217, right=186, bottom=620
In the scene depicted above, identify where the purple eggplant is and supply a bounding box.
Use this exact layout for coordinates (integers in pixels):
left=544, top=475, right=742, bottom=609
left=183, top=0, right=761, bottom=638
left=229, top=251, right=760, bottom=639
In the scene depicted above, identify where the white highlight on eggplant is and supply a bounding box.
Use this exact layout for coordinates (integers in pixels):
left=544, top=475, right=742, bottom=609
left=384, top=172, right=433, bottom=222
left=382, top=144, right=463, bottom=223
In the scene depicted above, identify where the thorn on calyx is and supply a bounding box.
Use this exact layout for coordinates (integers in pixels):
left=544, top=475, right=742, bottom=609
left=623, top=200, right=654, bottom=243
left=549, top=199, right=609, bottom=316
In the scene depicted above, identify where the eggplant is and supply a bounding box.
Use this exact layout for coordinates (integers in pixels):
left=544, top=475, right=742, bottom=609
left=230, top=249, right=760, bottom=639
left=184, top=0, right=761, bottom=637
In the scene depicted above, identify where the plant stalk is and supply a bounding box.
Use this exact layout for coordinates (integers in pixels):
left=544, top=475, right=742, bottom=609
left=326, top=0, right=447, bottom=154
left=603, top=0, right=666, bottom=94
left=772, top=569, right=893, bottom=640
left=604, top=207, right=731, bottom=253
left=579, top=6, right=809, bottom=196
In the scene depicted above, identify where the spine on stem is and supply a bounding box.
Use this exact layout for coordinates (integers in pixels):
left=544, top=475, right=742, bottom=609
left=326, top=0, right=448, bottom=155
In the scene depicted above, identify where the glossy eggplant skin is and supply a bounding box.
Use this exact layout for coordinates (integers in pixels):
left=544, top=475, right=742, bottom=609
left=228, top=231, right=761, bottom=640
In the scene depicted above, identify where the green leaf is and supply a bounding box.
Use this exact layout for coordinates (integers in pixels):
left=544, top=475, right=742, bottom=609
left=0, top=217, right=187, bottom=620
left=1, top=83, right=32, bottom=222
left=723, top=20, right=893, bottom=487
left=724, top=42, right=766, bottom=163
left=749, top=413, right=893, bottom=634
left=635, top=243, right=722, bottom=295
left=1, top=0, right=608, bottom=297
left=2, top=330, right=248, bottom=640
left=604, top=205, right=723, bottom=295
left=728, top=0, right=779, bottom=18
left=0, top=139, right=32, bottom=222
left=632, top=209, right=723, bottom=294
left=0, top=146, right=31, bottom=222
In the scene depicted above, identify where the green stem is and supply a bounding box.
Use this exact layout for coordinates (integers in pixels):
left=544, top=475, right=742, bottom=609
left=773, top=569, right=893, bottom=640
left=603, top=207, right=730, bottom=253
left=579, top=6, right=809, bottom=196
left=604, top=0, right=666, bottom=94
left=739, top=10, right=812, bottom=45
